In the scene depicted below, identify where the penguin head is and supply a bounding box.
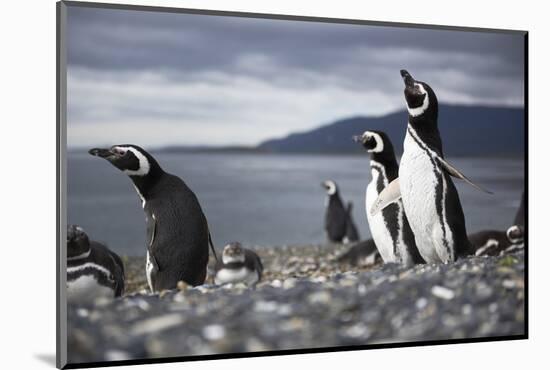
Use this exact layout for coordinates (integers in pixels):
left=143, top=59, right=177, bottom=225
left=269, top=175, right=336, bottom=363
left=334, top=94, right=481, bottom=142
left=222, top=242, right=245, bottom=264
left=506, top=225, right=524, bottom=244
left=353, top=130, right=396, bottom=161
left=321, top=180, right=338, bottom=195
left=352, top=130, right=387, bottom=153
left=400, top=69, right=438, bottom=119
left=67, top=224, right=91, bottom=259
left=88, top=144, right=160, bottom=177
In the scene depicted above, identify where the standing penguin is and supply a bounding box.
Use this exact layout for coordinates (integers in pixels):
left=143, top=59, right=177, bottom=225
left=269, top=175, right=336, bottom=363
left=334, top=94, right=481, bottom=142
left=353, top=130, right=424, bottom=265
left=372, top=70, right=491, bottom=264
left=89, top=145, right=217, bottom=291
left=67, top=225, right=124, bottom=303
left=344, top=202, right=360, bottom=244
left=321, top=180, right=347, bottom=243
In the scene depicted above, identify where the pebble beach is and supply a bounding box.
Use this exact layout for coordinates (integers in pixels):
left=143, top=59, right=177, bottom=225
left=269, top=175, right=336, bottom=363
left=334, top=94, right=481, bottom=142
left=67, top=243, right=525, bottom=364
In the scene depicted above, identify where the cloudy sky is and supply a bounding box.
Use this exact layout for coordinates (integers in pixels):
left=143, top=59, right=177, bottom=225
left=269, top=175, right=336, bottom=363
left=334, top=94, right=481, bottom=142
left=66, top=5, right=525, bottom=148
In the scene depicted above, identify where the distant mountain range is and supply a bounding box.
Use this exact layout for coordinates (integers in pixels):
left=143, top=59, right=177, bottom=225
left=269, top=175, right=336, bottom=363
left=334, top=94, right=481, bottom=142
left=257, top=104, right=525, bottom=157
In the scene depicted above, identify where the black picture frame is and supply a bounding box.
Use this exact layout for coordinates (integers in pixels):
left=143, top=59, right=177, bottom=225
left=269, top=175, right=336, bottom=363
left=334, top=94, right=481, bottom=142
left=56, top=1, right=528, bottom=368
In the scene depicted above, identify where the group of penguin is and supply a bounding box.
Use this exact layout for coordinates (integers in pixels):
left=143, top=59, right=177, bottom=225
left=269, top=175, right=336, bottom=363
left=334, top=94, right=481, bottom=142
left=66, top=69, right=525, bottom=305
left=67, top=145, right=263, bottom=303
left=325, top=69, right=525, bottom=267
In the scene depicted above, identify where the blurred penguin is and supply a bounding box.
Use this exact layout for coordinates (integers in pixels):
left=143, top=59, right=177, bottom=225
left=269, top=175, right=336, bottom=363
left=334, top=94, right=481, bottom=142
left=321, top=180, right=347, bottom=243
left=337, top=239, right=381, bottom=267
left=67, top=225, right=125, bottom=304
left=215, top=242, right=263, bottom=286
left=471, top=191, right=525, bottom=256
left=343, top=202, right=360, bottom=244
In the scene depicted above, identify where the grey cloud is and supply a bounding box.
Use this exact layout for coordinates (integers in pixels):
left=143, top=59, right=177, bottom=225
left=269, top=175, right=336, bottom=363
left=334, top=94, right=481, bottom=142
left=67, top=6, right=523, bottom=77
left=65, top=5, right=524, bottom=147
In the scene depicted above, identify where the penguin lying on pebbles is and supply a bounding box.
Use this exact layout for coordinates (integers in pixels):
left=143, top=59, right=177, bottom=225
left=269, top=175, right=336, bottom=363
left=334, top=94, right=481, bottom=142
left=214, top=242, right=263, bottom=286
left=470, top=191, right=525, bottom=256
left=89, top=144, right=217, bottom=292
left=372, top=70, right=491, bottom=264
left=343, top=202, right=360, bottom=244
left=322, top=180, right=347, bottom=243
left=470, top=225, right=524, bottom=256
left=354, top=130, right=424, bottom=266
left=67, top=225, right=124, bottom=304
left=337, top=239, right=381, bottom=267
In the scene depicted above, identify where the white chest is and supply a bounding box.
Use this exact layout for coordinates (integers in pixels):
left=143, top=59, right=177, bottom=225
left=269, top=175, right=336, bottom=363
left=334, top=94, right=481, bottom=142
left=215, top=267, right=258, bottom=286
left=365, top=164, right=397, bottom=263
left=67, top=275, right=114, bottom=304
left=400, top=129, right=452, bottom=263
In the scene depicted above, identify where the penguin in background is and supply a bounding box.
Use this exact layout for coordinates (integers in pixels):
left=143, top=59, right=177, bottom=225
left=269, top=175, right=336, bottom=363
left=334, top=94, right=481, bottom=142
left=514, top=190, right=525, bottom=229
left=371, top=70, right=491, bottom=264
left=66, top=225, right=124, bottom=303
left=337, top=238, right=381, bottom=267
left=470, top=225, right=524, bottom=256
left=470, top=191, right=525, bottom=256
left=353, top=130, right=424, bottom=266
left=89, top=145, right=218, bottom=291
left=343, top=202, right=360, bottom=244
left=214, top=242, right=263, bottom=286
left=321, top=180, right=347, bottom=243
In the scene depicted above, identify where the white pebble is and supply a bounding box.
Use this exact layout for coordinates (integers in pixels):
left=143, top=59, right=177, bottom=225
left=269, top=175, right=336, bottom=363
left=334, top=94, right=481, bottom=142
left=104, top=350, right=131, bottom=362
left=202, top=324, right=226, bottom=341
left=254, top=300, right=278, bottom=313
left=271, top=279, right=282, bottom=288
left=431, top=285, right=455, bottom=300
left=283, top=278, right=297, bottom=289
left=308, top=291, right=331, bottom=304
left=131, top=314, right=184, bottom=336
left=416, top=297, right=428, bottom=309
left=343, top=323, right=370, bottom=338
left=502, top=280, right=516, bottom=289
left=76, top=308, right=89, bottom=318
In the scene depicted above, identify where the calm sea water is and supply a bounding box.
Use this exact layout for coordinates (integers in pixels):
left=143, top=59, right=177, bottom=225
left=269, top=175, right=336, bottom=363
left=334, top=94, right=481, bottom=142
left=67, top=153, right=524, bottom=256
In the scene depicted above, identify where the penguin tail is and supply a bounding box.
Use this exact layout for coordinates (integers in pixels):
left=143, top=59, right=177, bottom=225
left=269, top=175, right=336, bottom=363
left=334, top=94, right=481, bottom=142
left=208, top=231, right=219, bottom=262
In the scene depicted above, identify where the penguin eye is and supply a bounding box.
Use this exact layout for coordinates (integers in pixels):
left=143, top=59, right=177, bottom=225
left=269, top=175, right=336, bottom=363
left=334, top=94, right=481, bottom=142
left=112, top=148, right=127, bottom=156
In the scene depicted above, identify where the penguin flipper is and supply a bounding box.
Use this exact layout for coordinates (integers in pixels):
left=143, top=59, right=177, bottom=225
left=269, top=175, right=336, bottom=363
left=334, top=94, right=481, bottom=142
left=370, top=178, right=401, bottom=216
left=149, top=214, right=157, bottom=248
left=438, top=158, right=493, bottom=194
left=208, top=230, right=219, bottom=262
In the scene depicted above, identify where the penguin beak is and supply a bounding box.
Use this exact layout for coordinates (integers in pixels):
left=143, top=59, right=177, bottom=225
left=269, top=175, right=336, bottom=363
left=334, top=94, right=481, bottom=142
left=89, top=147, right=115, bottom=159
left=352, top=135, right=364, bottom=143
left=400, top=69, right=415, bottom=87
left=320, top=182, right=328, bottom=189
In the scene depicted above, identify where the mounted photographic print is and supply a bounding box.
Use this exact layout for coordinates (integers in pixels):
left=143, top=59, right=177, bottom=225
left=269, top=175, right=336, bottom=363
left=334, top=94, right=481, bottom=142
left=56, top=1, right=527, bottom=368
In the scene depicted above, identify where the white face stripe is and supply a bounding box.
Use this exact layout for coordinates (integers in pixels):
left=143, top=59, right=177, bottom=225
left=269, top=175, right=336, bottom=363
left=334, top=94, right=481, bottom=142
left=67, top=249, right=91, bottom=261
left=506, top=225, right=523, bottom=244
left=222, top=253, right=245, bottom=264
left=362, top=131, right=384, bottom=153
left=67, top=262, right=111, bottom=278
left=475, top=239, right=499, bottom=256
left=406, top=84, right=430, bottom=117
left=114, top=146, right=151, bottom=176
left=324, top=180, right=337, bottom=195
